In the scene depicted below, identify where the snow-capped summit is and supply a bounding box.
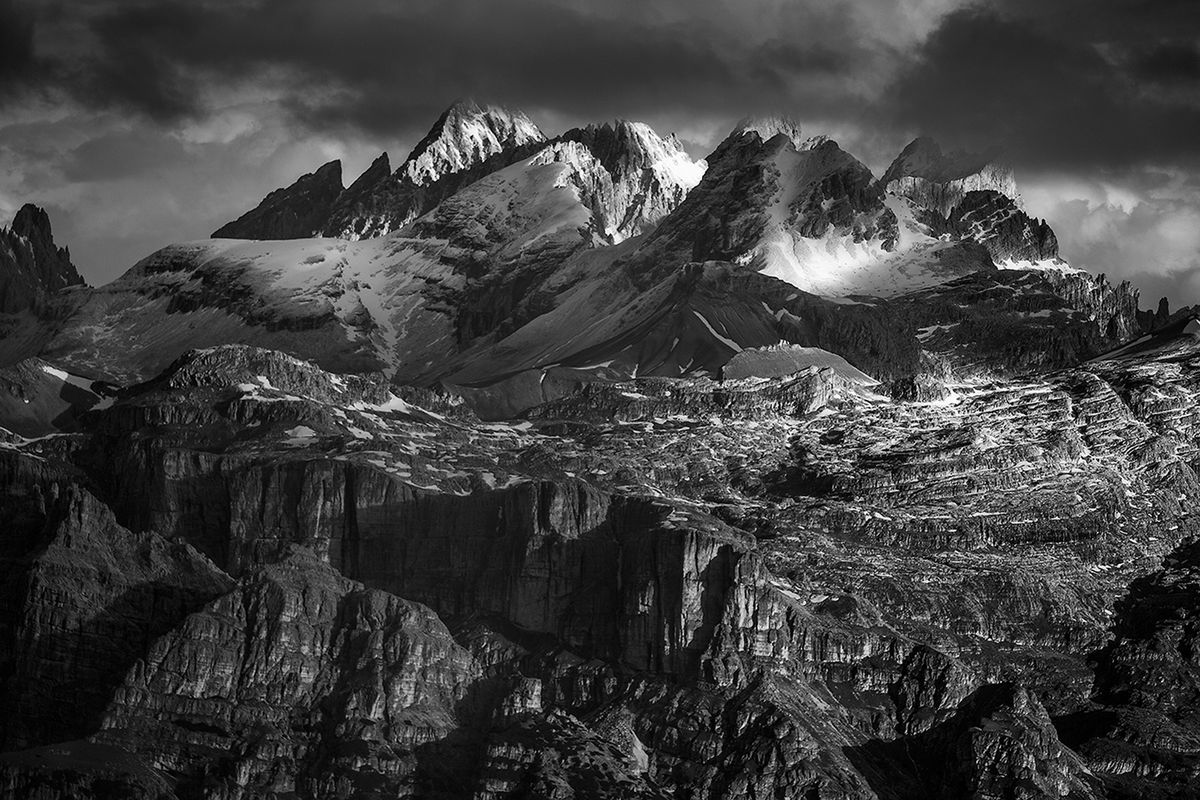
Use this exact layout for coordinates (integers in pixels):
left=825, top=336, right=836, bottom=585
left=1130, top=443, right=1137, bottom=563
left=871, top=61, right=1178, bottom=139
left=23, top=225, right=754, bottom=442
left=729, top=114, right=818, bottom=150
left=410, top=139, right=614, bottom=259
left=560, top=119, right=706, bottom=240
left=400, top=99, right=546, bottom=187
left=213, top=100, right=548, bottom=241
left=877, top=137, right=1062, bottom=264
left=623, top=128, right=938, bottom=296
left=319, top=99, right=548, bottom=239
left=881, top=136, right=1018, bottom=217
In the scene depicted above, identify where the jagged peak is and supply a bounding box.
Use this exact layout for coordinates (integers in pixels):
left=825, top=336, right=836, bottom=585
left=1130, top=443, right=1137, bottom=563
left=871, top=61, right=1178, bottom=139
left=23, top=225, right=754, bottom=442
left=441, top=96, right=486, bottom=117
left=880, top=136, right=1020, bottom=219
left=730, top=114, right=808, bottom=150
left=882, top=136, right=1003, bottom=185
left=11, top=203, right=54, bottom=241
left=527, top=139, right=605, bottom=172
left=345, top=152, right=391, bottom=191
left=259, top=159, right=344, bottom=198
left=400, top=99, right=546, bottom=187
left=211, top=159, right=345, bottom=239
left=1, top=202, right=83, bottom=295
left=573, top=118, right=670, bottom=143
left=561, top=119, right=701, bottom=174
left=310, top=159, right=343, bottom=181
left=430, top=97, right=532, bottom=135
left=552, top=120, right=706, bottom=240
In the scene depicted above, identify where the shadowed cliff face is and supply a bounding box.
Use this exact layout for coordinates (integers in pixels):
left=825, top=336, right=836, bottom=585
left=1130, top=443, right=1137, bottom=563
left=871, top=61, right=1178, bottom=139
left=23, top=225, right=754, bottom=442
left=212, top=161, right=347, bottom=240
left=97, top=549, right=483, bottom=799
left=1056, top=538, right=1200, bottom=799
left=0, top=205, right=83, bottom=315
left=0, top=458, right=232, bottom=752
left=0, top=205, right=87, bottom=370
left=1, top=336, right=1198, bottom=798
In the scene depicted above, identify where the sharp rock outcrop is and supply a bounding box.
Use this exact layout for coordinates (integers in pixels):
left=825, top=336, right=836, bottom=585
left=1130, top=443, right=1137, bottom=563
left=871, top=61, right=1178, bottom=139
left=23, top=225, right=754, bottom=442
left=211, top=160, right=345, bottom=240
left=881, top=136, right=1018, bottom=217
left=0, top=204, right=83, bottom=314
left=213, top=100, right=549, bottom=242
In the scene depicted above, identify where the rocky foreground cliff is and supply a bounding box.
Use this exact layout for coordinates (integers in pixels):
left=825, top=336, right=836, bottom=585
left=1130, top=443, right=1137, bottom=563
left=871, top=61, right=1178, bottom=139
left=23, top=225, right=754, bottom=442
left=0, top=333, right=1199, bottom=799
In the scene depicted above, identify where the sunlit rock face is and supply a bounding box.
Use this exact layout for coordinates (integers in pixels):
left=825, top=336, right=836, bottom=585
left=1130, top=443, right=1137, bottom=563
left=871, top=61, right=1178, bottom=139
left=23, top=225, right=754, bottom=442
left=881, top=136, right=1019, bottom=218
left=879, top=137, right=1064, bottom=271
left=3, top=99, right=1200, bottom=799
left=559, top=119, right=706, bottom=241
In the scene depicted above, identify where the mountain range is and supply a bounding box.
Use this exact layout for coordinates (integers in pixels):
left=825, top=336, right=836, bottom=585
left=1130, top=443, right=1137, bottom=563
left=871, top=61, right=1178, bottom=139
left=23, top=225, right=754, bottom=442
left=0, top=98, right=1197, bottom=800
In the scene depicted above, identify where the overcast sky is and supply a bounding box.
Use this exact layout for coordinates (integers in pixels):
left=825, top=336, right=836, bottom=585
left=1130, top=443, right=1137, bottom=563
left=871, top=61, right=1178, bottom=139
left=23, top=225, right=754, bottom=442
left=1, top=0, right=1198, bottom=306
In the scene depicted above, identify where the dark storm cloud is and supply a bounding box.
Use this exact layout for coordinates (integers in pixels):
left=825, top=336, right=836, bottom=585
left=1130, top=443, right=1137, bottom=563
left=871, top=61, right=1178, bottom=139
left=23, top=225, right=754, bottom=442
left=884, top=3, right=1200, bottom=171
left=1129, top=41, right=1200, bottom=84
left=6, top=0, right=1197, bottom=163
left=77, top=5, right=202, bottom=122
left=274, top=0, right=748, bottom=137
left=0, top=0, right=36, bottom=80
left=7, top=0, right=879, bottom=140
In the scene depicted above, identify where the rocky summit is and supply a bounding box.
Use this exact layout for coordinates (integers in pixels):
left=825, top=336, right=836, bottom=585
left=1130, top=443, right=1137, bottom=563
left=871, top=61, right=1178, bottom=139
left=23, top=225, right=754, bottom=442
left=1, top=100, right=1199, bottom=800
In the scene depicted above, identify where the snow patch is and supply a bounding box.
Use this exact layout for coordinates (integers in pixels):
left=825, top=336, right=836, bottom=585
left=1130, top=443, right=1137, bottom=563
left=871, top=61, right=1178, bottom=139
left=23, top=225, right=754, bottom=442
left=691, top=310, right=743, bottom=353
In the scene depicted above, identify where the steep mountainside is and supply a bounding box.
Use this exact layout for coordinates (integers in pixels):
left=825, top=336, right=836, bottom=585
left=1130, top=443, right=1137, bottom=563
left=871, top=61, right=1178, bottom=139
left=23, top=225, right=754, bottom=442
left=24, top=114, right=712, bottom=386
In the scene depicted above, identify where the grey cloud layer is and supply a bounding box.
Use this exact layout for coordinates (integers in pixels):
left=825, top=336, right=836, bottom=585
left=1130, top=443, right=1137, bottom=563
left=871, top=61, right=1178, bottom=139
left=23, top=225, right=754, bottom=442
left=885, top=3, right=1200, bottom=171
left=6, top=0, right=920, bottom=138
left=8, top=0, right=1197, bottom=166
